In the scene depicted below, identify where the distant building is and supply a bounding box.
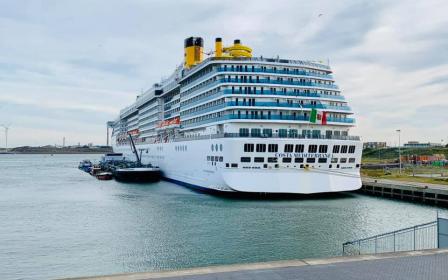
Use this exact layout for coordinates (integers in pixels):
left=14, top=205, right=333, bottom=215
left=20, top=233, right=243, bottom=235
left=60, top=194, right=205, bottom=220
left=363, top=142, right=387, bottom=149
left=403, top=141, right=442, bottom=148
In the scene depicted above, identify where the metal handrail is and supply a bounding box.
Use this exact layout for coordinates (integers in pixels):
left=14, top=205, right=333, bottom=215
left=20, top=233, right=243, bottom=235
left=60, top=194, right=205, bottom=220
left=342, top=220, right=439, bottom=256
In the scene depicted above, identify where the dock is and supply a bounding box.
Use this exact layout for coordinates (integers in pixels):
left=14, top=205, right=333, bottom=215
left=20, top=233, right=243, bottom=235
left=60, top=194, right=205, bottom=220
left=360, top=177, right=448, bottom=206
left=64, top=249, right=448, bottom=280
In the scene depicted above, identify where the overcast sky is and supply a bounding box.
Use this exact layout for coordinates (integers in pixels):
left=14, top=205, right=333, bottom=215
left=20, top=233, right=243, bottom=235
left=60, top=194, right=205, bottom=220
left=0, top=0, right=447, bottom=147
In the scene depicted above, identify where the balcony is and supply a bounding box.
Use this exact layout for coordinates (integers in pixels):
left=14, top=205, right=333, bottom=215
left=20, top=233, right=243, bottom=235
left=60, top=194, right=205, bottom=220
left=217, top=66, right=333, bottom=79
left=181, top=113, right=355, bottom=128
left=220, top=78, right=339, bottom=90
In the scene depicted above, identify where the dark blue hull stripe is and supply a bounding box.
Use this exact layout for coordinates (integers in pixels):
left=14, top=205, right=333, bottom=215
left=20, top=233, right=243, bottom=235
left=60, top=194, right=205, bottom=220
left=162, top=177, right=226, bottom=193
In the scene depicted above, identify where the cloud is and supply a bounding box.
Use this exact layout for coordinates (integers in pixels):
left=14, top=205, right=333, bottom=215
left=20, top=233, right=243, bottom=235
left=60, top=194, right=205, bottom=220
left=0, top=0, right=447, bottom=146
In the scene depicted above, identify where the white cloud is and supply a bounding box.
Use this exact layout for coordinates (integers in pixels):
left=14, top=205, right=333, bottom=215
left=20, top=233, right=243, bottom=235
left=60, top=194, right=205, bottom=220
left=0, top=0, right=447, bottom=146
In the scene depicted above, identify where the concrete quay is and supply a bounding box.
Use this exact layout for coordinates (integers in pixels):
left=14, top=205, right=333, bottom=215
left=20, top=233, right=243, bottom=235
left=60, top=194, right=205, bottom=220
left=360, top=177, right=448, bottom=206
left=63, top=249, right=448, bottom=280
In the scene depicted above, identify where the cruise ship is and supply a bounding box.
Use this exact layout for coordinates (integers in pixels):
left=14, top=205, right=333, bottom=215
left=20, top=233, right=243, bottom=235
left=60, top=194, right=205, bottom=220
left=110, top=37, right=362, bottom=193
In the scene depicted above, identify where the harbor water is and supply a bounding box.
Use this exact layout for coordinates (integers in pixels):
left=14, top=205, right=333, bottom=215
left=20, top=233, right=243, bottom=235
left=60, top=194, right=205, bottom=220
left=0, top=154, right=446, bottom=280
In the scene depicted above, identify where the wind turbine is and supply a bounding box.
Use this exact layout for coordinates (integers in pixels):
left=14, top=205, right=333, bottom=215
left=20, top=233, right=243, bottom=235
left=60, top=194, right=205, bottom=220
left=1, top=124, right=11, bottom=153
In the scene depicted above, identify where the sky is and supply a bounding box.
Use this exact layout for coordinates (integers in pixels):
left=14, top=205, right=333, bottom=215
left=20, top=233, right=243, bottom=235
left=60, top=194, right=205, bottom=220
left=0, top=0, right=447, bottom=147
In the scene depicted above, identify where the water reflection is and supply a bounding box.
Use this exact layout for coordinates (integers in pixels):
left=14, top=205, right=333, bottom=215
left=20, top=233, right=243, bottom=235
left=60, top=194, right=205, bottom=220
left=0, top=154, right=446, bottom=280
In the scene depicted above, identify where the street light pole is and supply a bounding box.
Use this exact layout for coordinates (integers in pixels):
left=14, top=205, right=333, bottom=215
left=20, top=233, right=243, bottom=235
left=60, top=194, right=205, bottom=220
left=396, top=129, right=401, bottom=174
left=1, top=124, right=10, bottom=153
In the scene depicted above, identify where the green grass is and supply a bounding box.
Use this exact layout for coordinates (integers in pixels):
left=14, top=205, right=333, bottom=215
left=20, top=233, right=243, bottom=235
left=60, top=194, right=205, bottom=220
left=362, top=146, right=448, bottom=164
left=361, top=168, right=448, bottom=186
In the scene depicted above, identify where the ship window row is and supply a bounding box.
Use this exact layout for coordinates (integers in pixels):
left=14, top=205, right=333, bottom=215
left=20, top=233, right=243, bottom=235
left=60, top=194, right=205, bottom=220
left=139, top=114, right=159, bottom=124
left=180, top=98, right=225, bottom=116
left=219, top=64, right=329, bottom=77
left=181, top=84, right=341, bottom=109
left=238, top=157, right=357, bottom=165
left=139, top=104, right=159, bottom=114
left=227, top=85, right=340, bottom=97
left=243, top=143, right=354, bottom=154
left=182, top=111, right=224, bottom=126
left=139, top=120, right=159, bottom=130
left=223, top=74, right=333, bottom=86
left=181, top=71, right=336, bottom=100
left=229, top=86, right=340, bottom=97
left=181, top=75, right=218, bottom=97
left=211, top=144, right=223, bottom=152
left=182, top=65, right=215, bottom=86
left=182, top=63, right=330, bottom=88
left=175, top=145, right=188, bottom=152
left=207, top=155, right=224, bottom=162
left=238, top=128, right=348, bottom=138
left=332, top=145, right=356, bottom=154
left=228, top=97, right=346, bottom=108
left=164, top=98, right=180, bottom=110
left=181, top=87, right=221, bottom=107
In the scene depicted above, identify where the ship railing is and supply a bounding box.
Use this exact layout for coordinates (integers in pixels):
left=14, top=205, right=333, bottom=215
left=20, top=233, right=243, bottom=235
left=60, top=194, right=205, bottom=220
left=216, top=67, right=333, bottom=79
left=183, top=57, right=331, bottom=76
left=172, top=133, right=360, bottom=142
left=342, top=220, right=440, bottom=256
left=182, top=89, right=346, bottom=111
left=181, top=114, right=355, bottom=129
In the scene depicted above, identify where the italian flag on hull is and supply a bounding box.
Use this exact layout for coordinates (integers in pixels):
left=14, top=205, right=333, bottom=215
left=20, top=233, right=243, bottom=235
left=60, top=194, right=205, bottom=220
left=310, top=108, right=327, bottom=125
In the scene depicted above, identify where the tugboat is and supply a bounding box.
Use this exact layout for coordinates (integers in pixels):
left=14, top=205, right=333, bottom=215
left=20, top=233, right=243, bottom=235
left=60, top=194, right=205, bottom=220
left=112, top=133, right=161, bottom=182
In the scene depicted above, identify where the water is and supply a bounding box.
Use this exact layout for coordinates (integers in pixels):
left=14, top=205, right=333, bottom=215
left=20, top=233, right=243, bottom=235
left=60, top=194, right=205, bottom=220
left=0, top=154, right=446, bottom=280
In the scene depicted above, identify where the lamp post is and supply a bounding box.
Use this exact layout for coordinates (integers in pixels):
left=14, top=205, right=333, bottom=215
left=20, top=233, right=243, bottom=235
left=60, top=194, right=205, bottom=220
left=1, top=124, right=10, bottom=153
left=396, top=129, right=401, bottom=174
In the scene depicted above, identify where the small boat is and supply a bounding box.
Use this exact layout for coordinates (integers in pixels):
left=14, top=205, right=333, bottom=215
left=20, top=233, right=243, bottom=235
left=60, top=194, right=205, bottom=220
left=113, top=166, right=161, bottom=182
left=89, top=165, right=102, bottom=176
left=78, top=160, right=92, bottom=172
left=96, top=172, right=113, bottom=180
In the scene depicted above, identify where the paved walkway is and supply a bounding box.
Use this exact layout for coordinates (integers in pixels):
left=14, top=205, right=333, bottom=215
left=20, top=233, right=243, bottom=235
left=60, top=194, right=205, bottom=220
left=363, top=177, right=448, bottom=191
left=67, top=249, right=448, bottom=280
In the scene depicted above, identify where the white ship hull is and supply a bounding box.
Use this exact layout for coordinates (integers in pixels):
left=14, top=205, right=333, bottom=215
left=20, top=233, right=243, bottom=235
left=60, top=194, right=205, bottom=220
left=112, top=137, right=362, bottom=194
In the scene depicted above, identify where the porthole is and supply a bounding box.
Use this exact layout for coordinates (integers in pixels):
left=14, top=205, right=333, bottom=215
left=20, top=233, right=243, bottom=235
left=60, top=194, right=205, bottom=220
left=211, top=144, right=214, bottom=151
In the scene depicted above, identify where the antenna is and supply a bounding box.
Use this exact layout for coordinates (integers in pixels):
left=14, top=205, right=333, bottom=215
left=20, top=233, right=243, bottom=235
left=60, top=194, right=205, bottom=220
left=1, top=124, right=11, bottom=153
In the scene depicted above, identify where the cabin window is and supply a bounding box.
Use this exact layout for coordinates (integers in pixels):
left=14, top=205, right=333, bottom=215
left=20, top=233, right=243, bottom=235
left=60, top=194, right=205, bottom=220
left=340, top=158, right=347, bottom=163
left=282, top=158, right=292, bottom=163
left=284, top=144, right=294, bottom=153
left=333, top=145, right=340, bottom=153
left=318, top=158, right=327, bottom=163
left=306, top=158, right=316, bottom=163
left=239, top=128, right=249, bottom=137
left=268, top=144, right=278, bottom=153
left=295, top=144, right=304, bottom=153
left=289, top=129, right=298, bottom=138
left=231, top=163, right=238, bottom=168
left=308, top=145, right=318, bottom=153
left=244, top=143, right=254, bottom=152
left=241, top=157, right=251, bottom=163
left=254, top=157, right=264, bottom=163
left=341, top=145, right=348, bottom=153
left=251, top=128, right=261, bottom=137
left=349, top=145, right=356, bottom=153
left=279, top=129, right=288, bottom=138
left=295, top=158, right=304, bottom=163
left=263, top=128, right=272, bottom=137
left=349, top=158, right=356, bottom=163
left=268, top=157, right=278, bottom=163
left=256, top=144, right=266, bottom=152
left=318, top=145, right=328, bottom=153
left=331, top=158, right=338, bottom=163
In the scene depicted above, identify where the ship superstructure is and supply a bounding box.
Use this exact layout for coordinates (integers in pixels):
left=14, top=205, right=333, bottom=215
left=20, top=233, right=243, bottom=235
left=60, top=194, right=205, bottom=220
left=110, top=37, right=362, bottom=193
